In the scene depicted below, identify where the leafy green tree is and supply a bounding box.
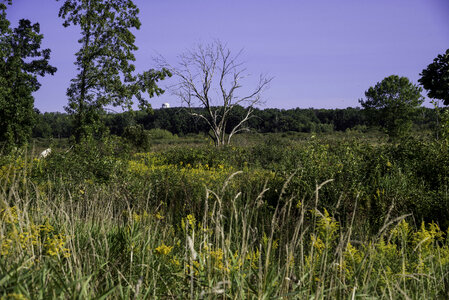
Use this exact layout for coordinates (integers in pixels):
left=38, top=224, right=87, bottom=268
left=359, top=75, right=424, bottom=138
left=33, top=110, right=53, bottom=138
left=0, top=1, right=57, bottom=148
left=419, top=49, right=449, bottom=140
left=57, top=0, right=171, bottom=142
left=419, top=49, right=449, bottom=106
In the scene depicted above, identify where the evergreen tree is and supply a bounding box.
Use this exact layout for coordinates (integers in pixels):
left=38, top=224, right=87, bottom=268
left=359, top=75, right=424, bottom=138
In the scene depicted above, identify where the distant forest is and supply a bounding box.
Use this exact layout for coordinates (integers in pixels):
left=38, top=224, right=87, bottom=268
left=33, top=106, right=438, bottom=139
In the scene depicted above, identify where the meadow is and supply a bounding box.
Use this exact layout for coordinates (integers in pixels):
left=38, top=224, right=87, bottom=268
left=1, top=131, right=449, bottom=299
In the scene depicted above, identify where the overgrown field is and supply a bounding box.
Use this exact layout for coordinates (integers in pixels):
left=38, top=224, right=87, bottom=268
left=1, top=134, right=449, bottom=299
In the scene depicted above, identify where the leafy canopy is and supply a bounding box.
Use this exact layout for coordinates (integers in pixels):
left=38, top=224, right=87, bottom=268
left=419, top=49, right=449, bottom=106
left=0, top=1, right=57, bottom=148
left=57, top=0, right=171, bottom=141
left=359, top=75, right=424, bottom=138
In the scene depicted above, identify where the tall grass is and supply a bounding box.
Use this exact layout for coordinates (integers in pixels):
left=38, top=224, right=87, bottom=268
left=1, top=139, right=449, bottom=298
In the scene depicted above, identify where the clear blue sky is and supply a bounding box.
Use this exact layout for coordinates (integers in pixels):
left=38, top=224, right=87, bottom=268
left=7, top=0, right=449, bottom=112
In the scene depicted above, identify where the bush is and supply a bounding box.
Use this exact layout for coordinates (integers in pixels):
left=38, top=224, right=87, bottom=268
left=147, top=128, right=177, bottom=140
left=123, top=124, right=151, bottom=150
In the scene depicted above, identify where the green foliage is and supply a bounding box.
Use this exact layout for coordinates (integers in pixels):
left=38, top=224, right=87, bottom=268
left=2, top=140, right=449, bottom=297
left=0, top=2, right=56, bottom=149
left=359, top=75, right=424, bottom=138
left=33, top=106, right=443, bottom=140
left=121, top=126, right=178, bottom=150
left=33, top=112, right=73, bottom=138
left=123, top=124, right=151, bottom=150
left=419, top=49, right=449, bottom=106
left=440, top=108, right=449, bottom=142
left=57, top=0, right=171, bottom=142
left=147, top=128, right=177, bottom=140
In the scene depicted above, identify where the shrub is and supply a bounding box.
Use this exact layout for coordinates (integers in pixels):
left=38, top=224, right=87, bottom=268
left=147, top=128, right=177, bottom=140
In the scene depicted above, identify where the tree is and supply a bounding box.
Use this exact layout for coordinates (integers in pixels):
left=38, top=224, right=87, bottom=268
left=419, top=49, right=449, bottom=106
left=0, top=1, right=57, bottom=148
left=359, top=75, right=424, bottom=138
left=159, top=40, right=272, bottom=146
left=57, top=0, right=171, bottom=142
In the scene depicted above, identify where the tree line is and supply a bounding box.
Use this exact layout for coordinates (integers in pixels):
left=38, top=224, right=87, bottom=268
left=32, top=105, right=439, bottom=139
left=1, top=0, right=449, bottom=149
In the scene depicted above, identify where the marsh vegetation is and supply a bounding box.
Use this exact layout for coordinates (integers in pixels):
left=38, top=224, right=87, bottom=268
left=2, top=132, right=449, bottom=299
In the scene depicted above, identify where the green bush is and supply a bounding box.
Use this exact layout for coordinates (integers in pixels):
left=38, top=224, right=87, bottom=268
left=147, top=128, right=177, bottom=140
left=3, top=134, right=449, bottom=298
left=123, top=124, right=151, bottom=150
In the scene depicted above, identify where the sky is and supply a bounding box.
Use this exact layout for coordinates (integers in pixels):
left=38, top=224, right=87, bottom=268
left=6, top=0, right=449, bottom=112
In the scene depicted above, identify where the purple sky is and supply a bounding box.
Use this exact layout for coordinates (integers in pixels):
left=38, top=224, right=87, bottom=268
left=7, top=0, right=449, bottom=112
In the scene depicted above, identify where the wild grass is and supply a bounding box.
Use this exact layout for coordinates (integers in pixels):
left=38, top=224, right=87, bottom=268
left=1, top=137, right=449, bottom=299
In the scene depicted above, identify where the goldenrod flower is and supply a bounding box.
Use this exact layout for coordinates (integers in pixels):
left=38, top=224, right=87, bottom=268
left=155, top=243, right=173, bottom=255
left=155, top=212, right=165, bottom=220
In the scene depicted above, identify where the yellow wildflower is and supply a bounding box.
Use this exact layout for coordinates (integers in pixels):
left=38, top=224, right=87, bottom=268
left=0, top=206, right=19, bottom=224
left=1, top=293, right=28, bottom=300
left=155, top=243, right=173, bottom=255
left=170, top=257, right=181, bottom=266
left=155, top=212, right=165, bottom=220
left=186, top=214, right=196, bottom=227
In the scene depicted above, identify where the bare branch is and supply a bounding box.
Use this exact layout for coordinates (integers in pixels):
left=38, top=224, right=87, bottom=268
left=157, top=40, right=271, bottom=146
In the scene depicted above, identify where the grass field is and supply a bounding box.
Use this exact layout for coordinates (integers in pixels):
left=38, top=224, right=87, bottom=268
left=1, top=132, right=449, bottom=299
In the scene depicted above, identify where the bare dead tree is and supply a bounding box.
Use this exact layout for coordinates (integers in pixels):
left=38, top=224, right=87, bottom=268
left=157, top=40, right=272, bottom=146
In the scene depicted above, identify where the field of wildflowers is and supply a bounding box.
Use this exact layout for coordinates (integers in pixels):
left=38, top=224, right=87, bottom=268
left=1, top=135, right=449, bottom=298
